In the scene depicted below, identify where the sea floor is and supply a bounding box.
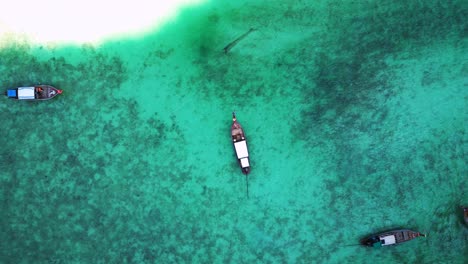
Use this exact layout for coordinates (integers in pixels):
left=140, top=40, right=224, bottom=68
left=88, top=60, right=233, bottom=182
left=0, top=0, right=467, bottom=263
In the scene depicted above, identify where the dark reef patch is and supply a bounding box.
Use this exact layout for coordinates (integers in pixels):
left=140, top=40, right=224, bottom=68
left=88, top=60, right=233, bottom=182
left=0, top=43, right=192, bottom=263
left=287, top=1, right=466, bottom=261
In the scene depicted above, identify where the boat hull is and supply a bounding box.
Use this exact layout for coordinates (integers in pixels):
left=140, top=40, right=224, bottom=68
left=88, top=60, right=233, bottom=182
left=231, top=114, right=250, bottom=174
left=361, top=229, right=425, bottom=247
left=6, top=85, right=62, bottom=100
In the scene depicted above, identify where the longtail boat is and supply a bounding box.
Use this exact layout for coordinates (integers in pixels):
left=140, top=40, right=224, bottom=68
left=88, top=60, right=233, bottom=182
left=361, top=229, right=426, bottom=247
left=5, top=85, right=62, bottom=100
left=231, top=112, right=250, bottom=174
left=231, top=112, right=250, bottom=197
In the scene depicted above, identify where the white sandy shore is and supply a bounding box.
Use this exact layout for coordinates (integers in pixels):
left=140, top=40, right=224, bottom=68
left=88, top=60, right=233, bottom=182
left=0, top=0, right=204, bottom=44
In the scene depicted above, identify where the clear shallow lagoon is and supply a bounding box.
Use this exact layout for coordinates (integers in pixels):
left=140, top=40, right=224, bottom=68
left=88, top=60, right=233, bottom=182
left=0, top=0, right=466, bottom=263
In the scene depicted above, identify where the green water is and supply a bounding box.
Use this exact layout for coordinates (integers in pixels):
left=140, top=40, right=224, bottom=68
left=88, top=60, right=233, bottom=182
left=1, top=0, right=467, bottom=263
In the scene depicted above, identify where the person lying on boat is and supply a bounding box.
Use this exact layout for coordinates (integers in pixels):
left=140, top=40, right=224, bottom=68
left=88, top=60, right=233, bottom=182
left=35, top=87, right=44, bottom=98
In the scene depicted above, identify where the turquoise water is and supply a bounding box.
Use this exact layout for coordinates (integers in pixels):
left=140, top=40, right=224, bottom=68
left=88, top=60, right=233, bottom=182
left=1, top=0, right=467, bottom=263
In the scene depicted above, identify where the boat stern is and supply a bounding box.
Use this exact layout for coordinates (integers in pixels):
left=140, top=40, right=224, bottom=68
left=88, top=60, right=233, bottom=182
left=6, top=89, right=17, bottom=99
left=234, top=141, right=250, bottom=174
left=361, top=236, right=381, bottom=247
left=240, top=157, right=250, bottom=174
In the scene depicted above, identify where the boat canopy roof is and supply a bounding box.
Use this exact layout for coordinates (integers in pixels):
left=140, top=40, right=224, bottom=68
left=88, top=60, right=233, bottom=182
left=240, top=157, right=249, bottom=168
left=234, top=140, right=249, bottom=159
left=18, top=87, right=35, bottom=99
left=381, top=235, right=396, bottom=246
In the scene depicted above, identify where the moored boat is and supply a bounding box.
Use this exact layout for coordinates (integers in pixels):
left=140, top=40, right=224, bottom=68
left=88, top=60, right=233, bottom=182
left=5, top=85, right=62, bottom=100
left=361, top=229, right=426, bottom=247
left=231, top=112, right=250, bottom=174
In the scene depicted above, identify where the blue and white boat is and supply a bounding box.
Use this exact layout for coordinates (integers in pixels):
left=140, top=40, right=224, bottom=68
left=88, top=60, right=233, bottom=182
left=5, top=85, right=62, bottom=100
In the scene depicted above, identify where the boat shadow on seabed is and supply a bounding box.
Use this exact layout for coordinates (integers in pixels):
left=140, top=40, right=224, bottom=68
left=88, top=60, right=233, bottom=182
left=461, top=206, right=468, bottom=226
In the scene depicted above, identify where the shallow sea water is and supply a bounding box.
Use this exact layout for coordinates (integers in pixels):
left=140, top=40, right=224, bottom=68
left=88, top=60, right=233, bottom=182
left=0, top=0, right=467, bottom=263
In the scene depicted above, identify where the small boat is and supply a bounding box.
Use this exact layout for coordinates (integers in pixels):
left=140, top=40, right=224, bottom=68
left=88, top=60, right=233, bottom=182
left=231, top=112, right=250, bottom=175
left=361, top=229, right=426, bottom=247
left=5, top=85, right=62, bottom=100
